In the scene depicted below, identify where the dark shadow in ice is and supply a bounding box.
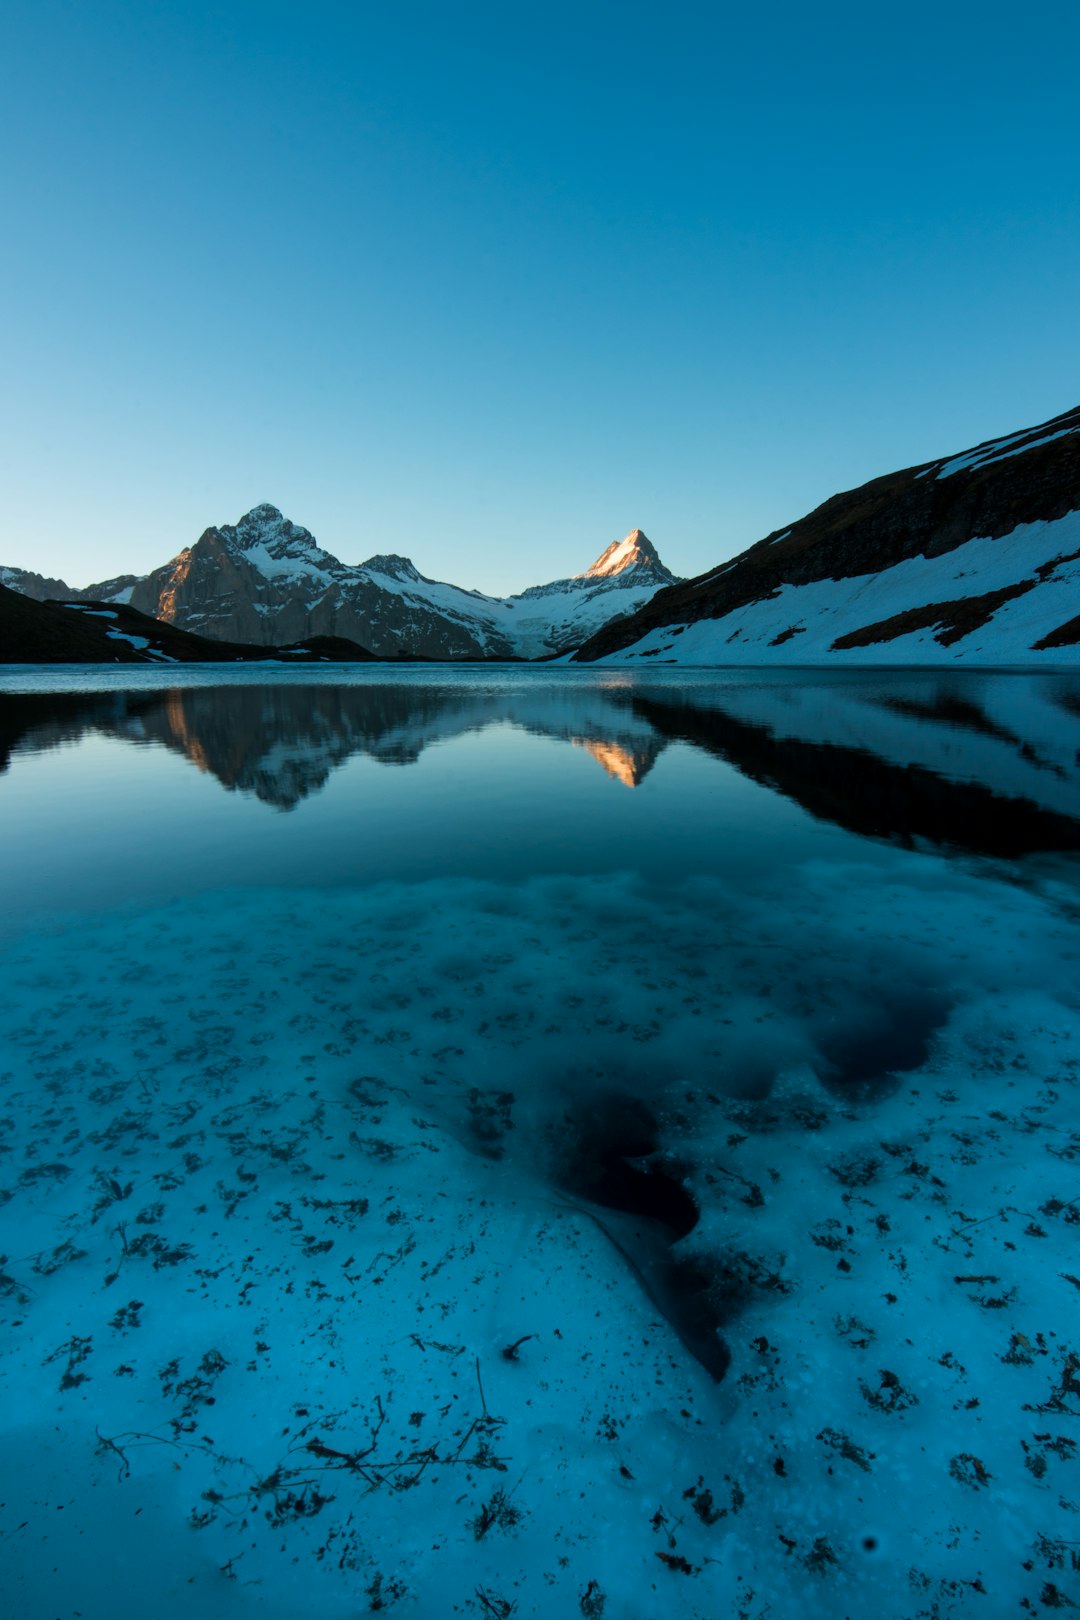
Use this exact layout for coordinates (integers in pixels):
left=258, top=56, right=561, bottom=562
left=816, top=987, right=952, bottom=1100
left=551, top=1091, right=730, bottom=1381
left=556, top=1093, right=699, bottom=1238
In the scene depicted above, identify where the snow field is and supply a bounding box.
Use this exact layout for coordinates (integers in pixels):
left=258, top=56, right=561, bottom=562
left=602, top=513, right=1080, bottom=666
left=0, top=856, right=1078, bottom=1618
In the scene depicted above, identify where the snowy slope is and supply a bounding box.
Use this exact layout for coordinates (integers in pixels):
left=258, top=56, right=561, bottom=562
left=576, top=402, right=1080, bottom=666
left=591, top=512, right=1080, bottom=666
left=498, top=532, right=677, bottom=657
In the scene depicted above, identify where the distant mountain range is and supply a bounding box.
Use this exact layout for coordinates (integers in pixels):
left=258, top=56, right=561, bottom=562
left=574, top=403, right=1080, bottom=664
left=4, top=403, right=1080, bottom=666
left=1, top=511, right=678, bottom=660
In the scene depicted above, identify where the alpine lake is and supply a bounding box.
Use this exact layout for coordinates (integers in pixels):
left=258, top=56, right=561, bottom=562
left=2, top=665, right=1079, bottom=1620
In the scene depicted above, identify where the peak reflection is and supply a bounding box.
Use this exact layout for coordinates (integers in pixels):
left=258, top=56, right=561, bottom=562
left=574, top=737, right=661, bottom=788
left=2, top=672, right=1079, bottom=855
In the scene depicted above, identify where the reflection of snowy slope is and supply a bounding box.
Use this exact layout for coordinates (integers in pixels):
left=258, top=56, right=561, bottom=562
left=630, top=682, right=1080, bottom=858
left=652, top=673, right=1080, bottom=824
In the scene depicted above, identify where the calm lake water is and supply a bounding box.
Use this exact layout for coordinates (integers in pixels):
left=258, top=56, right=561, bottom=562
left=2, top=667, right=1079, bottom=1620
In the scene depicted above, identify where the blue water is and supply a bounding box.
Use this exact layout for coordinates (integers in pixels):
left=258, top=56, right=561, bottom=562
left=2, top=666, right=1079, bottom=1620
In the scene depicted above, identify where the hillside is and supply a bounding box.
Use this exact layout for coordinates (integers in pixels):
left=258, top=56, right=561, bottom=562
left=574, top=404, right=1080, bottom=664
left=0, top=584, right=378, bottom=665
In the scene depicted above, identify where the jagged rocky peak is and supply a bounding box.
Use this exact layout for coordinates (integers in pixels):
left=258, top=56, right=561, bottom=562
left=361, top=553, right=424, bottom=582
left=0, top=564, right=73, bottom=601
left=246, top=502, right=286, bottom=522
left=580, top=529, right=675, bottom=583
left=212, top=504, right=337, bottom=572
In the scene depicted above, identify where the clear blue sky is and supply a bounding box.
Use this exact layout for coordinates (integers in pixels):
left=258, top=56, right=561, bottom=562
left=2, top=0, right=1079, bottom=594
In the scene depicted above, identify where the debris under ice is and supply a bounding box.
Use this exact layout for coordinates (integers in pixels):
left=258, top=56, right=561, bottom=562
left=2, top=850, right=1079, bottom=1618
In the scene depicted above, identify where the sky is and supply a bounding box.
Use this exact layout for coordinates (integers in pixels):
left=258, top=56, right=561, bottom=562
left=2, top=1, right=1079, bottom=596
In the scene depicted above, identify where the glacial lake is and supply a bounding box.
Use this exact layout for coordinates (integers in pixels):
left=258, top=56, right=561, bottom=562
left=1, top=666, right=1079, bottom=1620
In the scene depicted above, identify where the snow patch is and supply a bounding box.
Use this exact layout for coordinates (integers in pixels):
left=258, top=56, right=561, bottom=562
left=922, top=421, right=1080, bottom=480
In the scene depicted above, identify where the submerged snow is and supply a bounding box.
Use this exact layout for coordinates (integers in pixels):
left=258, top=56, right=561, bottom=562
left=1, top=670, right=1079, bottom=1619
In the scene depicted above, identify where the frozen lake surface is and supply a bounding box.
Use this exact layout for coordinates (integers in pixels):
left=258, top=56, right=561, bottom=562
left=1, top=666, right=1079, bottom=1619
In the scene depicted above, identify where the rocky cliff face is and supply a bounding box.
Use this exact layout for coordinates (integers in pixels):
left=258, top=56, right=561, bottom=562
left=573, top=404, right=1080, bottom=665
left=3, top=506, right=679, bottom=659
left=0, top=566, right=74, bottom=601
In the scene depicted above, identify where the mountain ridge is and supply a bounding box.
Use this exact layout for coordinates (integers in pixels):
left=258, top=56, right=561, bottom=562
left=2, top=515, right=678, bottom=660
left=573, top=403, right=1080, bottom=665
left=8, top=403, right=1080, bottom=667
left=0, top=581, right=385, bottom=665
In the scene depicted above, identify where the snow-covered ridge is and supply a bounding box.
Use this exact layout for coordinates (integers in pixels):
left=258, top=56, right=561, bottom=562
left=0, top=563, right=139, bottom=606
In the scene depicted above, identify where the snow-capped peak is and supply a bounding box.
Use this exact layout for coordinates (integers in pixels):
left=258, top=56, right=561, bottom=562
left=580, top=530, right=663, bottom=580
left=215, top=505, right=338, bottom=579
left=361, top=554, right=424, bottom=583
left=2, top=504, right=680, bottom=660
left=231, top=505, right=322, bottom=556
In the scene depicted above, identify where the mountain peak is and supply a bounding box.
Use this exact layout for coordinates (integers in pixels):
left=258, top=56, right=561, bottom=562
left=580, top=530, right=671, bottom=582
left=208, top=505, right=338, bottom=577
left=242, top=503, right=285, bottom=525
left=361, top=554, right=423, bottom=582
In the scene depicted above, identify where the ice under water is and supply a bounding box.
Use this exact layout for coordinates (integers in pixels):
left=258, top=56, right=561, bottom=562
left=1, top=666, right=1079, bottom=1620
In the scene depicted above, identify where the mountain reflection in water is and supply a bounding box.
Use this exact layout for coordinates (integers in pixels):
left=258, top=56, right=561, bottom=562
left=2, top=671, right=1079, bottom=855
